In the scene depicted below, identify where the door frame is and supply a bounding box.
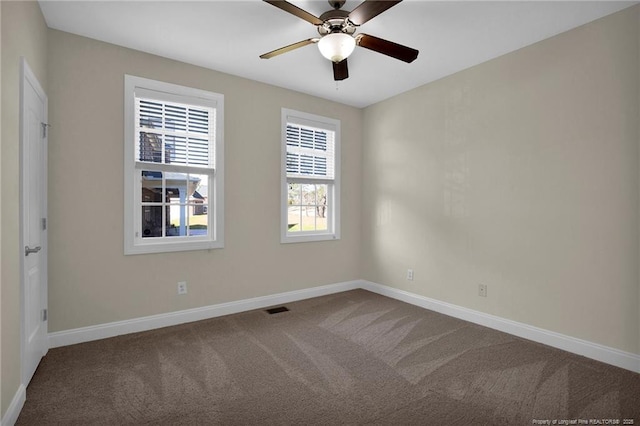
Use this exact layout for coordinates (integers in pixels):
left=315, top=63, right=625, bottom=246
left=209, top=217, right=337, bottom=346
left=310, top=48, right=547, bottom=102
left=20, top=56, right=49, bottom=386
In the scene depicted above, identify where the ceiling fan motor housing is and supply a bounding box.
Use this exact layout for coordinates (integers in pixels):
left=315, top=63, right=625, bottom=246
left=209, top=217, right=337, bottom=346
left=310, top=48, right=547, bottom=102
left=317, top=10, right=356, bottom=36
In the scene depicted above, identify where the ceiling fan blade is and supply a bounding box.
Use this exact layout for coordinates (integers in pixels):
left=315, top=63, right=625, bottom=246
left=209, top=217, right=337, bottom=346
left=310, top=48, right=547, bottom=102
left=263, top=0, right=323, bottom=25
left=348, top=0, right=402, bottom=26
left=260, top=38, right=318, bottom=59
left=333, top=59, right=349, bottom=81
left=356, top=33, right=418, bottom=63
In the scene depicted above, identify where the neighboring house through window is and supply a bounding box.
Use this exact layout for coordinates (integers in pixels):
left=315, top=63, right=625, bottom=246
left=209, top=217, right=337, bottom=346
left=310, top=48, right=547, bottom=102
left=281, top=108, right=340, bottom=243
left=124, top=75, right=224, bottom=254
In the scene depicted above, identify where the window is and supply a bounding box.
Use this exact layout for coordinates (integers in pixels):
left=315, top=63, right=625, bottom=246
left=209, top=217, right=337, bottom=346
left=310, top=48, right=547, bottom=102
left=124, top=75, right=224, bottom=254
left=281, top=109, right=340, bottom=243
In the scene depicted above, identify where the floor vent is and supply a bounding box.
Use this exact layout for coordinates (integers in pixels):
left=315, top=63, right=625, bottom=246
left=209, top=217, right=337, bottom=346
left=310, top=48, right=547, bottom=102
left=265, top=306, right=289, bottom=315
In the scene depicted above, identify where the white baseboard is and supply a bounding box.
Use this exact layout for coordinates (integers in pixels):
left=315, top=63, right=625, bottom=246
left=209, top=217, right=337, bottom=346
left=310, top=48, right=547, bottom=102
left=1, top=384, right=26, bottom=426
left=48, top=280, right=360, bottom=348
left=361, top=280, right=640, bottom=374
left=47, top=279, right=639, bottom=374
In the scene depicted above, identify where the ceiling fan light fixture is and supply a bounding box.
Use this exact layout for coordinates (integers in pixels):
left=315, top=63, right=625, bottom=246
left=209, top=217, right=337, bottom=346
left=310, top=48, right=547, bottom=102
left=318, top=32, right=356, bottom=62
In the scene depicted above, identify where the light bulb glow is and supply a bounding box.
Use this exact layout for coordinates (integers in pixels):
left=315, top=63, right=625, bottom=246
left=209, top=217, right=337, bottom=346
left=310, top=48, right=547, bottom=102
left=318, top=33, right=356, bottom=62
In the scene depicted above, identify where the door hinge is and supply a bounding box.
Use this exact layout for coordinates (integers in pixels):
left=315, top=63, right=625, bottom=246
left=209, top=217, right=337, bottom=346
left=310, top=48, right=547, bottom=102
left=42, top=309, right=48, bottom=322
left=41, top=122, right=50, bottom=138
left=42, top=218, right=47, bottom=231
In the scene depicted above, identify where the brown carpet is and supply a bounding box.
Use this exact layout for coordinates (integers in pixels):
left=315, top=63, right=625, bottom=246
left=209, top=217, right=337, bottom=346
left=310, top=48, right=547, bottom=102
left=17, top=290, right=640, bottom=425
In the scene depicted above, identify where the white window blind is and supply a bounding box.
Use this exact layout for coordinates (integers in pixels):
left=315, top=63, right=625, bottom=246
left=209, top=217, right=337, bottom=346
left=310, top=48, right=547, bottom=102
left=285, top=119, right=335, bottom=181
left=135, top=96, right=215, bottom=168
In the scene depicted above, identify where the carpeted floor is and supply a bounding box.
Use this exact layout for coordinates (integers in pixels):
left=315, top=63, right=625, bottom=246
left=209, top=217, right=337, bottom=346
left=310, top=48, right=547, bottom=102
left=17, top=290, right=640, bottom=425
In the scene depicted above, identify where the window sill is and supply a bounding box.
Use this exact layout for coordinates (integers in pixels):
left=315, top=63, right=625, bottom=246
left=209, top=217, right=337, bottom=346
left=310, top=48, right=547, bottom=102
left=124, top=239, right=223, bottom=255
left=281, top=233, right=339, bottom=244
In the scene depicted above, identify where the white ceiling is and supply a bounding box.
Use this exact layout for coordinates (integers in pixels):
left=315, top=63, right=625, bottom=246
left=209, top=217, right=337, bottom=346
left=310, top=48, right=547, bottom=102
left=39, top=0, right=637, bottom=108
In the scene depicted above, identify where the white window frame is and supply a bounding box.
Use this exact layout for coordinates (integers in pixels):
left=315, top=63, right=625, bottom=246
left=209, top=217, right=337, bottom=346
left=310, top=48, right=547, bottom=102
left=281, top=108, right=340, bottom=243
left=124, top=75, right=224, bottom=255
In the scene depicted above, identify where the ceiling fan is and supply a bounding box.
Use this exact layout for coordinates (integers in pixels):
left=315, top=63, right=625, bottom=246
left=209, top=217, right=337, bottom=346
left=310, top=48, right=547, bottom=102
left=260, top=0, right=419, bottom=81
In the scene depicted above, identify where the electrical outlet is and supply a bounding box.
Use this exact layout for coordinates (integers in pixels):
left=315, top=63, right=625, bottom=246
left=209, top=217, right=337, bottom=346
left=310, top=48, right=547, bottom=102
left=406, top=269, right=414, bottom=281
left=478, top=284, right=487, bottom=297
left=177, top=281, right=187, bottom=295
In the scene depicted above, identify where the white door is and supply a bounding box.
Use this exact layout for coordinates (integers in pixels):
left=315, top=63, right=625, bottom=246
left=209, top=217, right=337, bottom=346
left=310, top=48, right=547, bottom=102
left=21, top=58, right=48, bottom=385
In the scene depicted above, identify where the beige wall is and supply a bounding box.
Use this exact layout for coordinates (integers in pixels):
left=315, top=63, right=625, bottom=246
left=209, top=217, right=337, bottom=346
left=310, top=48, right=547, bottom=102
left=46, top=29, right=363, bottom=333
left=1, top=0, right=49, bottom=419
left=362, top=6, right=640, bottom=355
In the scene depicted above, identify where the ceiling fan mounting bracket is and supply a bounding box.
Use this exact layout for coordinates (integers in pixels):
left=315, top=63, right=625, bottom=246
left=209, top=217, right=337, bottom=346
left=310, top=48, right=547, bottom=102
left=328, top=0, right=346, bottom=10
